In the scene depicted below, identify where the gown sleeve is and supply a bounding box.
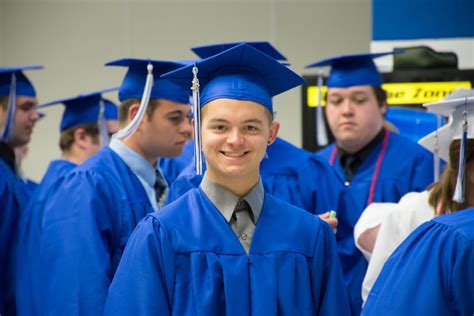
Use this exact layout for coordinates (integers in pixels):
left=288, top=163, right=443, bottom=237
left=311, top=220, right=352, bottom=316
left=104, top=215, right=175, bottom=316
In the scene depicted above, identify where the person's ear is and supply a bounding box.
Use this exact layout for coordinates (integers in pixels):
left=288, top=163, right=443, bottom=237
left=267, top=121, right=280, bottom=145
left=128, top=103, right=141, bottom=122
left=73, top=127, right=88, bottom=148
left=380, top=102, right=388, bottom=115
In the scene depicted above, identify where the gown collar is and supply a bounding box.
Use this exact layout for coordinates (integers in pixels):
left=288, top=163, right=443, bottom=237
left=200, top=175, right=264, bottom=224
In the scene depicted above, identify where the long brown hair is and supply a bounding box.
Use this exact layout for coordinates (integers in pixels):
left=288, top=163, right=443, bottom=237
left=428, top=139, right=474, bottom=215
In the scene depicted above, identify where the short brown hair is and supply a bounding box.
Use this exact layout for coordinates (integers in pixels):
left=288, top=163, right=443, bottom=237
left=371, top=86, right=387, bottom=107
left=428, top=139, right=474, bottom=215
left=0, top=96, right=8, bottom=110
left=59, top=123, right=100, bottom=152
left=118, top=98, right=160, bottom=127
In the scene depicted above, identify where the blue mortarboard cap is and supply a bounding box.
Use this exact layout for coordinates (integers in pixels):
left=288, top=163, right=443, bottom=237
left=105, top=58, right=191, bottom=103
left=39, top=87, right=118, bottom=131
left=103, top=98, right=118, bottom=120
left=192, top=41, right=288, bottom=61
left=0, top=65, right=43, bottom=97
left=162, top=43, right=304, bottom=112
left=305, top=51, right=401, bottom=88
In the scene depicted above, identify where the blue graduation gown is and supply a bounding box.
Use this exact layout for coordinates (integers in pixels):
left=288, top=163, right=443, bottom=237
left=0, top=159, right=23, bottom=315
left=317, top=131, right=434, bottom=315
left=169, top=137, right=343, bottom=215
left=104, top=188, right=351, bottom=315
left=23, top=178, right=38, bottom=196
left=31, top=147, right=155, bottom=315
left=160, top=140, right=194, bottom=185
left=363, top=208, right=474, bottom=315
left=14, top=159, right=76, bottom=316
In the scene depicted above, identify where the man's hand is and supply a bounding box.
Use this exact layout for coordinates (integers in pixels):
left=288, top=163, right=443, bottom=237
left=319, top=211, right=338, bottom=234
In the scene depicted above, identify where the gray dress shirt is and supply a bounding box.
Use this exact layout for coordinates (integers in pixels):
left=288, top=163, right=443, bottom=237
left=200, top=175, right=264, bottom=254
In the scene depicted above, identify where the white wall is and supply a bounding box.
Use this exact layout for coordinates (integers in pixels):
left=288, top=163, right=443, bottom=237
left=1, top=0, right=371, bottom=181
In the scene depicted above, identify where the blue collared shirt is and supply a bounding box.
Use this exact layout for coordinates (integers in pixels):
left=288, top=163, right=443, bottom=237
left=109, top=137, right=166, bottom=211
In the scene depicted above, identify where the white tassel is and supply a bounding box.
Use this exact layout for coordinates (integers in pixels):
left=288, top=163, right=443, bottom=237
left=191, top=65, right=203, bottom=175
left=433, top=113, right=441, bottom=182
left=114, top=63, right=154, bottom=139
left=453, top=101, right=468, bottom=203
left=1, top=73, right=17, bottom=142
left=97, top=99, right=110, bottom=147
left=316, top=70, right=328, bottom=146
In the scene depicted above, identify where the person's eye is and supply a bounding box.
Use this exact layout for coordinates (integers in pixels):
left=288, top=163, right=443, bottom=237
left=354, top=98, right=368, bottom=105
left=327, top=98, right=342, bottom=106
left=167, top=115, right=184, bottom=124
left=244, top=125, right=259, bottom=132
left=18, top=104, right=34, bottom=111
left=211, top=125, right=227, bottom=132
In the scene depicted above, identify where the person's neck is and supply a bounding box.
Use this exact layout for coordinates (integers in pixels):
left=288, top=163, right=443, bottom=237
left=337, top=127, right=385, bottom=155
left=122, top=136, right=156, bottom=166
left=204, top=170, right=260, bottom=197
left=61, top=149, right=87, bottom=165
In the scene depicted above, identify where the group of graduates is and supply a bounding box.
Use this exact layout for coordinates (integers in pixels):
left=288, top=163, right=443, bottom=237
left=0, top=41, right=473, bottom=316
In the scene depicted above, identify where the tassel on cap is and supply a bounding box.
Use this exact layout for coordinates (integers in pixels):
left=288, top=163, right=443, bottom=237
left=97, top=99, right=110, bottom=147
left=453, top=98, right=469, bottom=203
left=191, top=64, right=203, bottom=175
left=114, top=63, right=154, bottom=140
left=1, top=73, right=17, bottom=142
left=433, top=113, right=441, bottom=182
left=316, top=70, right=328, bottom=147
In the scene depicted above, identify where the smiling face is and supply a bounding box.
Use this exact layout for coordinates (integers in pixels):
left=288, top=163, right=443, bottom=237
left=325, top=85, right=386, bottom=153
left=201, top=99, right=279, bottom=190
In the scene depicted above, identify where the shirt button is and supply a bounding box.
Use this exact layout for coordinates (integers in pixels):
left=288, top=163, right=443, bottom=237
left=344, top=181, right=350, bottom=186
left=240, top=233, right=248, bottom=240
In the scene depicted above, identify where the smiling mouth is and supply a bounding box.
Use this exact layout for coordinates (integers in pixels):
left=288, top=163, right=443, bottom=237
left=221, top=151, right=248, bottom=158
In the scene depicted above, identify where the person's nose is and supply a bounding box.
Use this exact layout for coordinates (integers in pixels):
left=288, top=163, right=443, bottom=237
left=226, top=128, right=245, bottom=147
left=180, top=116, right=193, bottom=140
left=340, top=99, right=355, bottom=117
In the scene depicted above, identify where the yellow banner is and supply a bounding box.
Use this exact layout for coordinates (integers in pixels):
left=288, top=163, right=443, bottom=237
left=307, top=81, right=472, bottom=107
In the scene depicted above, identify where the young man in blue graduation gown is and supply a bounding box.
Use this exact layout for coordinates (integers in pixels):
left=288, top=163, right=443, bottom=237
left=30, top=59, right=193, bottom=315
left=105, top=43, right=350, bottom=316
left=168, top=42, right=344, bottom=223
left=0, top=65, right=42, bottom=314
left=306, top=52, right=435, bottom=314
left=13, top=89, right=119, bottom=315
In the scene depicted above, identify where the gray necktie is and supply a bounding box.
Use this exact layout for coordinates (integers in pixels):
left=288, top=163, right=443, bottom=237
left=231, top=199, right=255, bottom=254
left=154, top=169, right=168, bottom=208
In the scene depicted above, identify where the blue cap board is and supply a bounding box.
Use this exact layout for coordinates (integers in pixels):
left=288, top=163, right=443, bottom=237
left=162, top=43, right=304, bottom=112
left=105, top=58, right=191, bottom=103
left=305, top=51, right=402, bottom=88
left=192, top=41, right=288, bottom=61
left=39, top=87, right=119, bottom=131
left=0, top=65, right=43, bottom=97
